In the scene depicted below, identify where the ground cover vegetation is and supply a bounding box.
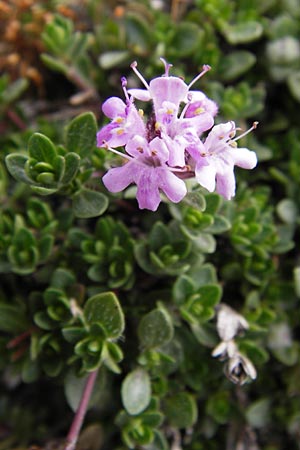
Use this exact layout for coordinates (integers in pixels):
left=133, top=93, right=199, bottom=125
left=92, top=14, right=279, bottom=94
left=1, top=0, right=300, bottom=449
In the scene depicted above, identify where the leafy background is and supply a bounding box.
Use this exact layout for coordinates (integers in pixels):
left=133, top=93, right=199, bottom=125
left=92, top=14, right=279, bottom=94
left=1, top=0, right=300, bottom=449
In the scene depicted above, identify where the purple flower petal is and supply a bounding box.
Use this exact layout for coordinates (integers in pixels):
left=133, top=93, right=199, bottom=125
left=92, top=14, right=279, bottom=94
left=127, top=88, right=152, bottom=102
left=232, top=147, right=257, bottom=169
left=216, top=167, right=236, bottom=200
left=158, top=169, right=187, bottom=203
left=102, top=97, right=126, bottom=118
left=149, top=77, right=188, bottom=114
left=102, top=163, right=136, bottom=192
left=195, top=163, right=217, bottom=192
left=136, top=169, right=162, bottom=211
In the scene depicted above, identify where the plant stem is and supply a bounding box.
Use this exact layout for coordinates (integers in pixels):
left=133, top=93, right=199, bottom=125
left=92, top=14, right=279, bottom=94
left=63, top=369, right=99, bottom=450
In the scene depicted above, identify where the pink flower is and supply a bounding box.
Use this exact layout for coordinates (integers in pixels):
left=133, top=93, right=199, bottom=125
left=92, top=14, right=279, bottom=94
left=96, top=97, right=145, bottom=148
left=102, top=136, right=187, bottom=211
left=194, top=121, right=258, bottom=200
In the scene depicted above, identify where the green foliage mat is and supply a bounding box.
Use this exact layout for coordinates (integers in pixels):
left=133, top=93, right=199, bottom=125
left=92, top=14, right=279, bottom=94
left=1, top=0, right=300, bottom=449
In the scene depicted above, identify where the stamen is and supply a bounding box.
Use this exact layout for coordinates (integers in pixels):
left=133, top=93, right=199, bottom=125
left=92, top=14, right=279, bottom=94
left=232, top=121, right=259, bottom=142
left=121, top=76, right=130, bottom=103
left=130, top=61, right=150, bottom=90
left=160, top=57, right=173, bottom=76
left=188, top=64, right=211, bottom=90
left=102, top=142, right=133, bottom=161
left=180, top=93, right=193, bottom=119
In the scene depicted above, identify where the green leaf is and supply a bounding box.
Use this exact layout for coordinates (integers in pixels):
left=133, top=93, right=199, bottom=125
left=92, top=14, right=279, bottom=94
left=138, top=307, right=174, bottom=349
left=65, top=112, right=97, bottom=158
left=0, top=304, right=29, bottom=333
left=277, top=199, right=298, bottom=224
left=40, top=53, right=69, bottom=74
left=246, top=398, right=271, bottom=428
left=28, top=133, right=57, bottom=164
left=171, top=22, right=204, bottom=56
left=121, top=369, right=151, bottom=415
left=173, top=275, right=196, bottom=305
left=124, top=14, right=151, bottom=53
left=1, top=77, right=29, bottom=105
left=206, top=391, right=231, bottom=424
left=164, top=392, right=198, bottom=428
left=38, top=234, right=54, bottom=261
left=98, top=51, right=130, bottom=69
left=5, top=154, right=34, bottom=184
left=288, top=71, right=300, bottom=103
left=84, top=292, right=125, bottom=339
left=61, top=152, right=80, bottom=184
left=31, top=185, right=59, bottom=195
left=64, top=369, right=106, bottom=412
left=294, top=267, right=300, bottom=298
left=183, top=191, right=206, bottom=210
left=219, top=51, right=256, bottom=81
left=51, top=268, right=76, bottom=289
left=223, top=21, right=263, bottom=44
left=62, top=326, right=86, bottom=343
left=73, top=189, right=108, bottom=219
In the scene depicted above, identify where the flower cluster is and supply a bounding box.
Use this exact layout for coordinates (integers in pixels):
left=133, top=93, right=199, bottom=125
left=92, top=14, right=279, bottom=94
left=97, top=59, right=258, bottom=211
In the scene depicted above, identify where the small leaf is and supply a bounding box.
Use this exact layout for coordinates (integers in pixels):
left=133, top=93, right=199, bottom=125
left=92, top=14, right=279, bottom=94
left=1, top=77, right=29, bottom=105
left=84, top=292, right=125, bottom=339
left=41, top=54, right=69, bottom=74
left=223, top=21, right=263, bottom=44
left=173, top=275, right=196, bottom=305
left=64, top=369, right=106, bottom=412
left=98, top=51, right=130, bottom=69
left=138, top=307, right=174, bottom=349
left=294, top=267, right=300, bottom=298
left=5, top=154, right=34, bottom=184
left=73, top=189, right=108, bottom=219
left=277, top=199, right=298, bottom=224
left=171, top=22, right=204, bottom=56
left=219, top=51, right=256, bottom=81
left=288, top=71, right=300, bottom=103
left=121, top=369, right=151, bottom=415
left=183, top=191, right=206, bottom=210
left=164, top=392, right=198, bottom=428
left=66, top=112, right=97, bottom=158
left=246, top=398, right=271, bottom=428
left=28, top=133, right=57, bottom=164
left=0, top=304, right=29, bottom=333
left=61, top=152, right=80, bottom=184
left=38, top=234, right=54, bottom=261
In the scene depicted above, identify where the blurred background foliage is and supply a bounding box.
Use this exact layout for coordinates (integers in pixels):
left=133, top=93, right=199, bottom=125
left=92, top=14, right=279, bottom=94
left=1, top=0, right=300, bottom=449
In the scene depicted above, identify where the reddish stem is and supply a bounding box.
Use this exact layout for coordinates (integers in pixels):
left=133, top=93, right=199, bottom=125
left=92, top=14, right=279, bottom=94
left=6, top=108, right=27, bottom=130
left=63, top=369, right=99, bottom=450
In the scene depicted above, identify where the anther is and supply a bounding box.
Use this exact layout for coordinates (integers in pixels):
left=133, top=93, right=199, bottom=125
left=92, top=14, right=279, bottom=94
left=232, top=122, right=259, bottom=142
left=188, top=64, right=211, bottom=90
left=130, top=61, right=150, bottom=90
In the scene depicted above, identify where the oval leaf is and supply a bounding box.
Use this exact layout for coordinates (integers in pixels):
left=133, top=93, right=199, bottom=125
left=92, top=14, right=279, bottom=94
left=121, top=369, right=151, bottom=415
left=138, top=307, right=174, bottom=349
left=65, top=112, right=97, bottom=158
left=73, top=189, right=108, bottom=218
left=84, top=292, right=125, bottom=339
left=164, top=392, right=198, bottom=428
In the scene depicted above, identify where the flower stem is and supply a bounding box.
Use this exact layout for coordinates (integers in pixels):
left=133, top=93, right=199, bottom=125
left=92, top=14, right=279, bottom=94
left=63, top=369, right=99, bottom=450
